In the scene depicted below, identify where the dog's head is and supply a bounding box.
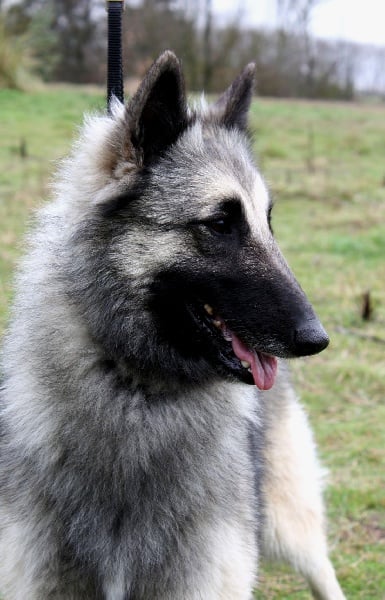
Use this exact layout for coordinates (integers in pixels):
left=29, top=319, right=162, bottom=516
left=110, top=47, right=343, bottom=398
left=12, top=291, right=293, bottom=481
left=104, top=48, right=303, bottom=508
left=64, top=51, right=328, bottom=389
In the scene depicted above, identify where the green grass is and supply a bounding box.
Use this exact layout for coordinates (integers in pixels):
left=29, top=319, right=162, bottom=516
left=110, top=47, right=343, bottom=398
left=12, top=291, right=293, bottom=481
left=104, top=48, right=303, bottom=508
left=1, top=87, right=385, bottom=598
left=251, top=98, right=385, bottom=598
left=0, top=86, right=104, bottom=319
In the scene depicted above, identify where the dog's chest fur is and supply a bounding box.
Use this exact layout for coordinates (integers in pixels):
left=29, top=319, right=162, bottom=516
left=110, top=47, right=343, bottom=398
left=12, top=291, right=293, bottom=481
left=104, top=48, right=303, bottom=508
left=92, top=382, right=260, bottom=599
left=97, top=381, right=261, bottom=599
left=1, top=355, right=261, bottom=599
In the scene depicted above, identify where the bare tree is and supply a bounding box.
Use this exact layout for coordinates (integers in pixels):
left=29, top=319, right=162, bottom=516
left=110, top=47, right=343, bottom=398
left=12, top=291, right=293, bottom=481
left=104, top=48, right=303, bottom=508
left=202, top=0, right=212, bottom=90
left=275, top=0, right=329, bottom=97
left=276, top=0, right=324, bottom=31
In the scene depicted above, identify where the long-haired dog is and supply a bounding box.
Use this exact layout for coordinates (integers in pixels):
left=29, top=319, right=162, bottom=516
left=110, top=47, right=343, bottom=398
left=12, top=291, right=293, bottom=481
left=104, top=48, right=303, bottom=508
left=0, top=52, right=345, bottom=599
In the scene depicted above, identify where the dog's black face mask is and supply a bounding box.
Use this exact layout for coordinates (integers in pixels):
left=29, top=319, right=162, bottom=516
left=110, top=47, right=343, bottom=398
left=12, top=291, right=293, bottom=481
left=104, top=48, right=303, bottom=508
left=145, top=181, right=328, bottom=390
left=149, top=229, right=329, bottom=389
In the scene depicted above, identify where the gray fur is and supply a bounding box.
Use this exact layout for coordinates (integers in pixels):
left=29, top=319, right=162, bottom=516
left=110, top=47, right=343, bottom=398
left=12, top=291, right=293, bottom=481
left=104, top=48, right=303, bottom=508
left=0, top=52, right=345, bottom=599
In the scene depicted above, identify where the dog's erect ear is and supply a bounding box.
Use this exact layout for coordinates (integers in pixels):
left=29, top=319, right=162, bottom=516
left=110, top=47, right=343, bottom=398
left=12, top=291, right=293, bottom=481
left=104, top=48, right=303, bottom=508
left=124, top=51, right=188, bottom=164
left=213, top=63, right=255, bottom=130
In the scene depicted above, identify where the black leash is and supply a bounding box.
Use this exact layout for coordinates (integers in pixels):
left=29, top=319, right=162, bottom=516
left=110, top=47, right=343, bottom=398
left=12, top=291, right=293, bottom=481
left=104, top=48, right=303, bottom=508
left=106, top=0, right=125, bottom=112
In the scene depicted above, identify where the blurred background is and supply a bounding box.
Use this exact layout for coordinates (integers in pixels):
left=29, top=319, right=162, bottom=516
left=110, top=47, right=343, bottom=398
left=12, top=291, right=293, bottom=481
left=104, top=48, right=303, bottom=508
left=1, top=0, right=385, bottom=98
left=0, top=2, right=384, bottom=599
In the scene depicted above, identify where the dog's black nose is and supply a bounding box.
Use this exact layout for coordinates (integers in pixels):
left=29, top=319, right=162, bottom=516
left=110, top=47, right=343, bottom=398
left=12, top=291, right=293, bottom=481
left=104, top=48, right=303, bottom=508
left=293, top=320, right=329, bottom=356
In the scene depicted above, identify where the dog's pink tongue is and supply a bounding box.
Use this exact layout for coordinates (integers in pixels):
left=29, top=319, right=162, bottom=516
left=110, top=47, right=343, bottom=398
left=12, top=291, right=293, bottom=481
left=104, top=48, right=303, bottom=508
left=231, top=333, right=278, bottom=390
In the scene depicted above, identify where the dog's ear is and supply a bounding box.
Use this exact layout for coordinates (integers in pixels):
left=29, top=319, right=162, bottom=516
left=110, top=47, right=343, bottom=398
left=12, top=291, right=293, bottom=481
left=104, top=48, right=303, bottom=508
left=213, top=63, right=255, bottom=130
left=123, top=51, right=188, bottom=164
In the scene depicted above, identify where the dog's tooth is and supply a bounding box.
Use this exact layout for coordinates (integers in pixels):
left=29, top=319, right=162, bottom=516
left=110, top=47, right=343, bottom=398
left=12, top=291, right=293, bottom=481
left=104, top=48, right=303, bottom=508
left=204, top=303, right=214, bottom=315
left=222, top=327, right=232, bottom=342
left=241, top=360, right=251, bottom=369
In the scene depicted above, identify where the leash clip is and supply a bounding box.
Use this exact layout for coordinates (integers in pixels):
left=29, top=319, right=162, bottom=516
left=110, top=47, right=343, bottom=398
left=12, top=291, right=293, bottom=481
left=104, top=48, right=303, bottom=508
left=106, top=0, right=125, bottom=11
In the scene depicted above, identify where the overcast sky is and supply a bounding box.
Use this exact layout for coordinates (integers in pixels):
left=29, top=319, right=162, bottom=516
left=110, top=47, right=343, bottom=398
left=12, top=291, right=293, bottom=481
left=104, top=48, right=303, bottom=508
left=212, top=0, right=385, bottom=47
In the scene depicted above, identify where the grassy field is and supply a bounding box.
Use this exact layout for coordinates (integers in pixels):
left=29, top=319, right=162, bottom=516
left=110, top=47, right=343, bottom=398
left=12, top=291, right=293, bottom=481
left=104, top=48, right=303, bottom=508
left=1, top=87, right=385, bottom=598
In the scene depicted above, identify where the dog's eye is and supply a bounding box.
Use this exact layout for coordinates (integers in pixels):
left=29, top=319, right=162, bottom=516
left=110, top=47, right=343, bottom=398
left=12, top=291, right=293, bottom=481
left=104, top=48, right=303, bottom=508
left=205, top=217, right=233, bottom=235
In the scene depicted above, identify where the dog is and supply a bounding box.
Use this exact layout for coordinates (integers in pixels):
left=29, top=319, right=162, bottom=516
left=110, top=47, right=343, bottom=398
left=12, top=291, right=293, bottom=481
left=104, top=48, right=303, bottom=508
left=0, top=51, right=345, bottom=599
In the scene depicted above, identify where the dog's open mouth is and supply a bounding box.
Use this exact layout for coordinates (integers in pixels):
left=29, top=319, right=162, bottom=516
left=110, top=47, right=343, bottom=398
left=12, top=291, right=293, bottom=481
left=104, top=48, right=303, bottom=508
left=192, top=302, right=278, bottom=390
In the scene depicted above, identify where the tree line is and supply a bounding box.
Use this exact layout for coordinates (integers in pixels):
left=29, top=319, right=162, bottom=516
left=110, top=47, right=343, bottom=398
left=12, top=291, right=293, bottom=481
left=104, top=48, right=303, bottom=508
left=1, top=0, right=384, bottom=99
